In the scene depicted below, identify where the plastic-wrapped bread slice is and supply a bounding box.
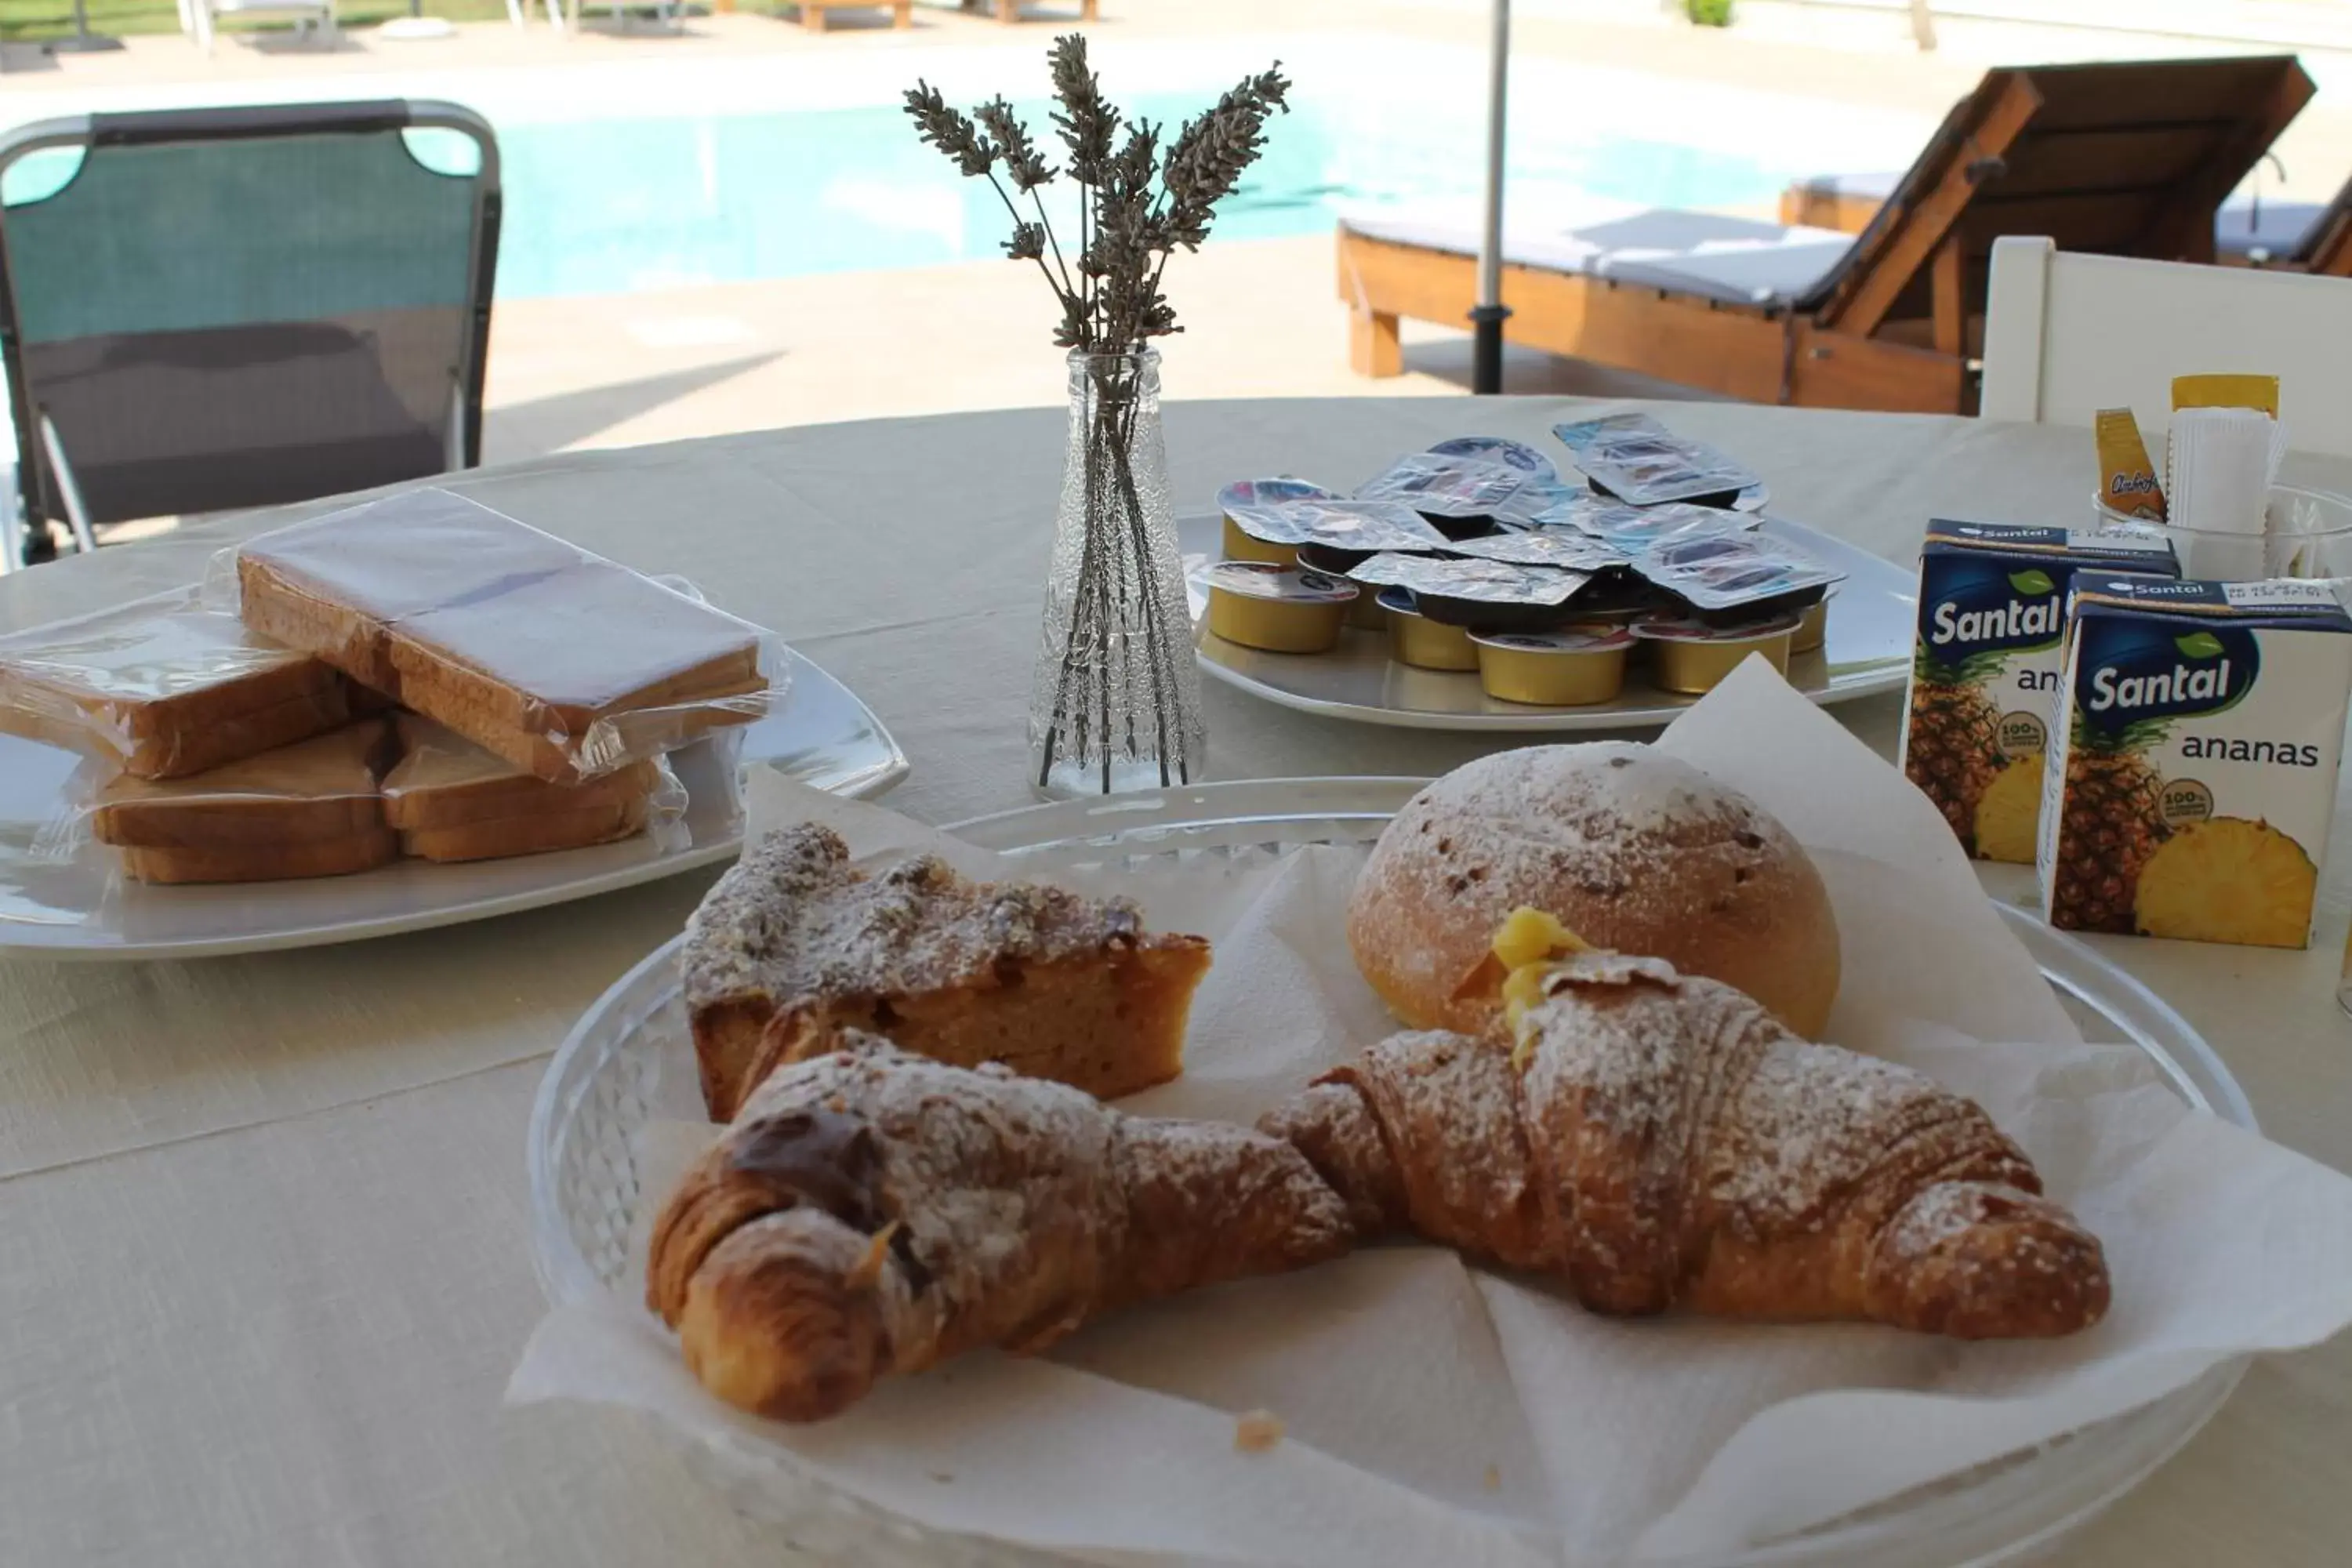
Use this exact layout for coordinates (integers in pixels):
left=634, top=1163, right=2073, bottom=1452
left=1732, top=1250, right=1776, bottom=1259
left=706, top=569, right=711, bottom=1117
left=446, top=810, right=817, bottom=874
left=384, top=561, right=768, bottom=782
left=231, top=488, right=780, bottom=782
left=382, top=713, right=676, bottom=862
left=232, top=490, right=582, bottom=692
left=0, top=589, right=350, bottom=779
left=88, top=717, right=397, bottom=884
left=399, top=797, right=652, bottom=864
left=117, top=833, right=401, bottom=887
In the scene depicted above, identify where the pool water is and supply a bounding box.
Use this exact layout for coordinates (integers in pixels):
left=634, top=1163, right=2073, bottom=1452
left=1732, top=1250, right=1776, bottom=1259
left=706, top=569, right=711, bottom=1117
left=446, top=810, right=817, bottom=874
left=1, top=40, right=1887, bottom=305
left=493, top=92, right=1796, bottom=299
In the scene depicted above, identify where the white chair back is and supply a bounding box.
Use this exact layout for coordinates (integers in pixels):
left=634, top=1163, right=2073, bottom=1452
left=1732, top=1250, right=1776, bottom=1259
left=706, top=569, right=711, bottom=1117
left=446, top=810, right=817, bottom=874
left=1980, top=235, right=2352, bottom=458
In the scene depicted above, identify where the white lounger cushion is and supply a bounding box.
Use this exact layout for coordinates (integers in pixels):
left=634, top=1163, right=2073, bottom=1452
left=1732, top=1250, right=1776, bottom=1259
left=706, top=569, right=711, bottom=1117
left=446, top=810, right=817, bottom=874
left=1338, top=193, right=1853, bottom=310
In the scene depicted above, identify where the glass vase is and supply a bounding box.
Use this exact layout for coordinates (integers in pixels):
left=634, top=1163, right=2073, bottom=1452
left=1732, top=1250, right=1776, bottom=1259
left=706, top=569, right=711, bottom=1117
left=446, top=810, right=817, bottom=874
left=1027, top=348, right=1207, bottom=798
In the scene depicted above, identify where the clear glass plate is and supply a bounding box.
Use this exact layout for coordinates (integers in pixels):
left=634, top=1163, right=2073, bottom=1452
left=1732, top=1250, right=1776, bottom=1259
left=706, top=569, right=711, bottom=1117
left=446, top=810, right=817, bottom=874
left=528, top=778, right=2251, bottom=1568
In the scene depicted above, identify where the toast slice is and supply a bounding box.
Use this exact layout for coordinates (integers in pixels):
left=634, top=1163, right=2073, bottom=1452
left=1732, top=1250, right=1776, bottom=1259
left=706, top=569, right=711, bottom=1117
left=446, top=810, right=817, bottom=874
left=385, top=561, right=765, bottom=780
left=381, top=713, right=661, bottom=830
left=400, top=795, right=650, bottom=863
left=0, top=593, right=347, bottom=779
left=93, top=718, right=393, bottom=851
left=234, top=492, right=581, bottom=692
left=118, top=830, right=400, bottom=885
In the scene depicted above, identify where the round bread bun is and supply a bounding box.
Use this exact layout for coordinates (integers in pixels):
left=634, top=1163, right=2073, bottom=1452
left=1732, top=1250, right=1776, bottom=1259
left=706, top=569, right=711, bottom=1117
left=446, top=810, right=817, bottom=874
left=1348, top=742, right=1840, bottom=1038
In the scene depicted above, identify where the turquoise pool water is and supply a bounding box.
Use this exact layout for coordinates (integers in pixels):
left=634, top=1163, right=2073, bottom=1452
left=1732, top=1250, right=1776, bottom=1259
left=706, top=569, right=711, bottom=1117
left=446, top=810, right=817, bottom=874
left=0, top=93, right=1798, bottom=303
left=493, top=94, right=1795, bottom=299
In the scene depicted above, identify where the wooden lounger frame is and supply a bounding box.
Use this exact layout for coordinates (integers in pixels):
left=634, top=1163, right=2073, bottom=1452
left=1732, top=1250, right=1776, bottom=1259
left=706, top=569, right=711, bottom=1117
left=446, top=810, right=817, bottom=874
left=793, top=0, right=911, bottom=27
left=1341, top=56, right=2314, bottom=413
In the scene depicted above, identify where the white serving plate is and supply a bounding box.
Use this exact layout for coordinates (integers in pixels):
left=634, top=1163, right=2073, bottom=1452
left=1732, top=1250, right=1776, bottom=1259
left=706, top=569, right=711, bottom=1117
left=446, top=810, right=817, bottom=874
left=0, top=647, right=905, bottom=961
left=1179, top=513, right=1913, bottom=731
left=528, top=777, right=2250, bottom=1568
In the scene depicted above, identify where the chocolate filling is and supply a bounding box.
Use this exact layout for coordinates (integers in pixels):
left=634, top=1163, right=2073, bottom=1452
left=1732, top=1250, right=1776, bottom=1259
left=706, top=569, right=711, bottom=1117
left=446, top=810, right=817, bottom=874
left=728, top=1109, right=933, bottom=1292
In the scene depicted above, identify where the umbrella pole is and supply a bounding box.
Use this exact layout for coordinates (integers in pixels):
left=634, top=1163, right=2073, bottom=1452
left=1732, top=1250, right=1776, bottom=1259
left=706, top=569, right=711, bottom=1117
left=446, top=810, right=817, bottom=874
left=45, top=0, right=126, bottom=52
left=1471, top=0, right=1512, bottom=395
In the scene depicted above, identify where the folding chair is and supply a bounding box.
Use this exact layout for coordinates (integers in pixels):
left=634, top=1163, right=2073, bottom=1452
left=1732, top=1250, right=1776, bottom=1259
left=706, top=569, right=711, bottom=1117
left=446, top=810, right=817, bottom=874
left=0, top=101, right=501, bottom=568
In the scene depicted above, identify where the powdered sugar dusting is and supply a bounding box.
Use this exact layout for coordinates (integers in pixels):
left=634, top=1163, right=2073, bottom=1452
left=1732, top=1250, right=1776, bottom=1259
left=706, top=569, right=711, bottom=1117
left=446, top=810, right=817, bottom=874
left=1353, top=744, right=1814, bottom=1008
left=705, top=1034, right=1352, bottom=1374
left=682, top=823, right=1147, bottom=1011
left=1265, top=951, right=2096, bottom=1328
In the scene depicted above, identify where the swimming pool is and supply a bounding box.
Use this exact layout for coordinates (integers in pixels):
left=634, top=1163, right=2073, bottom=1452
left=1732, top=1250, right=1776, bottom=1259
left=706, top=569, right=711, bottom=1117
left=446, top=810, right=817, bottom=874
left=0, top=34, right=1935, bottom=302
left=492, top=93, right=1802, bottom=298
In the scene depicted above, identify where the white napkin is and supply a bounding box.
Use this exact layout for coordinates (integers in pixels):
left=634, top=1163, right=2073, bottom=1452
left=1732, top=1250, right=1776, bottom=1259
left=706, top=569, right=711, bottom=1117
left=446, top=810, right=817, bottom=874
left=2168, top=407, right=2284, bottom=578
left=511, top=659, right=2352, bottom=1565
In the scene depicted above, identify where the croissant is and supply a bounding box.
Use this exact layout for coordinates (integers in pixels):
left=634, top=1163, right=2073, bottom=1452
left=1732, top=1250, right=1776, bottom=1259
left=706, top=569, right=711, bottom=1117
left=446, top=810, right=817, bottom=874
left=647, top=1029, right=1356, bottom=1421
left=1261, top=950, right=2110, bottom=1338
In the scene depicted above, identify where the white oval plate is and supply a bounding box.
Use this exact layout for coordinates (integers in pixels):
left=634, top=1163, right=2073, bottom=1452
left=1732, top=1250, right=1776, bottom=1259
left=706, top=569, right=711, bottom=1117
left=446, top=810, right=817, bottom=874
left=0, top=647, right=906, bottom=961
left=1180, top=512, right=1912, bottom=731
left=529, top=777, right=2249, bottom=1568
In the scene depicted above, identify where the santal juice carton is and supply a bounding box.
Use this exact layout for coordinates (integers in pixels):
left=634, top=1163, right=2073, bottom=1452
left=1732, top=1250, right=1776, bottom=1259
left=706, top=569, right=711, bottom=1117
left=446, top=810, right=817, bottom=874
left=1902, top=522, right=2180, bottom=862
left=2040, top=575, right=2352, bottom=947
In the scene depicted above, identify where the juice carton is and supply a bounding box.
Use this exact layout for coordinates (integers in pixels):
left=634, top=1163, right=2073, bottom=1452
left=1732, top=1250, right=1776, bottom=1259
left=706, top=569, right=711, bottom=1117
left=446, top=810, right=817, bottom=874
left=1902, top=522, right=2180, bottom=862
left=2040, top=575, right=2352, bottom=947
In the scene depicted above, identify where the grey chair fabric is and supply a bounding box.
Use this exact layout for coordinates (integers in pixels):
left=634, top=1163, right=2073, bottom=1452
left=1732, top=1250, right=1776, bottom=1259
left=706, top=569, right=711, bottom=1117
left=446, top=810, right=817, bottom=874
left=0, top=100, right=499, bottom=553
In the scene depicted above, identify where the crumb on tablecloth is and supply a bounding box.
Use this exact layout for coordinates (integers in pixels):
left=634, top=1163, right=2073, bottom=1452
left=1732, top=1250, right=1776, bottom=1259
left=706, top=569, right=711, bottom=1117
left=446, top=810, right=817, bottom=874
left=1483, top=1464, right=1501, bottom=1491
left=1233, top=1409, right=1284, bottom=1453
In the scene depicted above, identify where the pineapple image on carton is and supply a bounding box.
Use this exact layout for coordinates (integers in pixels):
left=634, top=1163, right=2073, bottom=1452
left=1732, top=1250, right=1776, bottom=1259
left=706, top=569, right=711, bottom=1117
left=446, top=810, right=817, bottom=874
left=1902, top=522, right=2179, bottom=861
left=2040, top=575, right=2352, bottom=948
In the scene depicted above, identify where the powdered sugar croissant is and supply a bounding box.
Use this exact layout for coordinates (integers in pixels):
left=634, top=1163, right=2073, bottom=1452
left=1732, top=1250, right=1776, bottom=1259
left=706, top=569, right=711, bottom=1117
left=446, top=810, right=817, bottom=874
left=1262, top=950, right=2110, bottom=1338
left=648, top=1029, right=1355, bottom=1421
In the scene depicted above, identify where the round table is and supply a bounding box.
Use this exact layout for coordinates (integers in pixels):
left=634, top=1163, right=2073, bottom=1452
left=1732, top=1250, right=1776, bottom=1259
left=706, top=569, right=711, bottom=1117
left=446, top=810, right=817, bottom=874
left=3, top=397, right=2349, bottom=1566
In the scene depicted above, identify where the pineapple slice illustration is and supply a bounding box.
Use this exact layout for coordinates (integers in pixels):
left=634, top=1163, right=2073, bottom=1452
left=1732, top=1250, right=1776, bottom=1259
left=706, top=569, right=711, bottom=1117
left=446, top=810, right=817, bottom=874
left=2049, top=712, right=2169, bottom=935
left=1971, top=753, right=2044, bottom=864
left=2135, top=817, right=2318, bottom=949
left=1906, top=645, right=2006, bottom=855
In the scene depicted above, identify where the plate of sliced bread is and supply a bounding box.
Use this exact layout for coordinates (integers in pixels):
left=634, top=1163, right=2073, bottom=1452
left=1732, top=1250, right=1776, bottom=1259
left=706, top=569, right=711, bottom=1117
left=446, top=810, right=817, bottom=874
left=0, top=491, right=906, bottom=960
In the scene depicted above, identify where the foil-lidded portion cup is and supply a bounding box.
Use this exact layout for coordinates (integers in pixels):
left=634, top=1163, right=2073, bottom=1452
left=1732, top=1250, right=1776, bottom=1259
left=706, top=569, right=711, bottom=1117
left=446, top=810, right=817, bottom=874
left=1221, top=496, right=1452, bottom=561
left=1635, top=526, right=1843, bottom=625
left=1443, top=528, right=1631, bottom=572
left=1354, top=453, right=1527, bottom=538
left=1472, top=626, right=1635, bottom=706
left=1553, top=412, right=1762, bottom=507
left=1218, top=477, right=1343, bottom=566
left=1570, top=499, right=1764, bottom=554
left=1377, top=586, right=1480, bottom=671
left=1635, top=612, right=1802, bottom=693
left=1298, top=543, right=1393, bottom=628
left=1423, top=435, right=1557, bottom=478
left=1200, top=561, right=1359, bottom=654
left=1346, top=551, right=1594, bottom=633
left=1791, top=590, right=1835, bottom=654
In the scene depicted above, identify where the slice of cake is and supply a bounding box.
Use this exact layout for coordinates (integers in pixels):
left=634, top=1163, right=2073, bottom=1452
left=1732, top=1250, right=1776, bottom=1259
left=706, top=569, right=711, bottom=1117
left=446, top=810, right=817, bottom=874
left=682, top=822, right=1211, bottom=1121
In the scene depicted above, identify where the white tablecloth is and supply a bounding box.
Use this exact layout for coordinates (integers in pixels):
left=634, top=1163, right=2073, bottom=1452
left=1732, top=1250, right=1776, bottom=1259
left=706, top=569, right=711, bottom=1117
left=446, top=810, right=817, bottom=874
left=4, top=397, right=2350, bottom=1567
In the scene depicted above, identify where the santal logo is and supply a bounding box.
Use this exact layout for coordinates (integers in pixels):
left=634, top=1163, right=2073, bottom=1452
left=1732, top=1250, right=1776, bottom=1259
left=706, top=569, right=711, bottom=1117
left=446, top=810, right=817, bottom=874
left=1929, top=569, right=2059, bottom=645
left=2089, top=631, right=2234, bottom=712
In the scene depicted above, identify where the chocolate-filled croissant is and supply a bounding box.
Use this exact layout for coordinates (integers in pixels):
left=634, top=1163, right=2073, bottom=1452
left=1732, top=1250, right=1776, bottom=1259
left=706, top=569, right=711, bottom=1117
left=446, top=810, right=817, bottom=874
left=648, top=1030, right=1354, bottom=1421
left=1261, top=951, right=2110, bottom=1339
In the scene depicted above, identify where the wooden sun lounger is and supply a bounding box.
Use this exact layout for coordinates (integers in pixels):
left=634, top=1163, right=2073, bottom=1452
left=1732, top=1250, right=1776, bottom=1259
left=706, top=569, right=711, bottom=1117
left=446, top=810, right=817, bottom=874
left=1338, top=56, right=2314, bottom=413
left=958, top=0, right=1098, bottom=21
left=793, top=0, right=912, bottom=27
left=1786, top=138, right=2352, bottom=279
